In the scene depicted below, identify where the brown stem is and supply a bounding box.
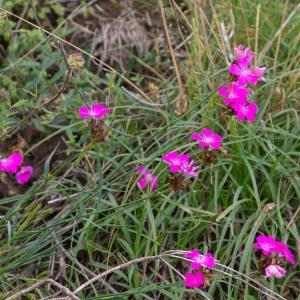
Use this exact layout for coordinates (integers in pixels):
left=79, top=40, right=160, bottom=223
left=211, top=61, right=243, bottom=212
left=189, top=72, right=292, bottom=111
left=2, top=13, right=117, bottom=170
left=158, top=0, right=188, bottom=115
left=43, top=67, right=71, bottom=107
left=73, top=254, right=165, bottom=294
left=6, top=278, right=80, bottom=300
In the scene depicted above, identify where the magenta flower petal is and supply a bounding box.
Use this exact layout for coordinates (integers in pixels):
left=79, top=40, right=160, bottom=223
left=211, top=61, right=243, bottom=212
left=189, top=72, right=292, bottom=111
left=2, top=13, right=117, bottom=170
left=0, top=152, right=23, bottom=173
left=232, top=101, right=258, bottom=122
left=192, top=129, right=223, bottom=150
left=179, top=154, right=190, bottom=164
left=91, top=104, right=105, bottom=111
left=265, top=265, right=286, bottom=279
left=219, top=82, right=251, bottom=106
left=185, top=249, right=215, bottom=270
left=250, top=66, right=266, bottom=85
left=191, top=132, right=202, bottom=140
left=137, top=167, right=145, bottom=174
left=199, top=140, right=209, bottom=147
left=190, top=261, right=201, bottom=270
left=234, top=45, right=254, bottom=64
left=162, top=151, right=179, bottom=165
left=202, top=128, right=214, bottom=137
left=79, top=106, right=91, bottom=118
left=91, top=104, right=111, bottom=118
left=149, top=176, right=159, bottom=191
left=254, top=235, right=279, bottom=256
left=229, top=64, right=242, bottom=76
left=162, top=152, right=199, bottom=177
left=276, top=242, right=295, bottom=265
left=137, top=178, right=147, bottom=190
left=169, top=165, right=181, bottom=173
left=184, top=272, right=205, bottom=288
left=136, top=167, right=158, bottom=192
left=200, top=252, right=215, bottom=269
left=218, top=86, right=228, bottom=97
left=162, top=152, right=181, bottom=172
left=16, top=166, right=33, bottom=185
left=185, top=249, right=200, bottom=259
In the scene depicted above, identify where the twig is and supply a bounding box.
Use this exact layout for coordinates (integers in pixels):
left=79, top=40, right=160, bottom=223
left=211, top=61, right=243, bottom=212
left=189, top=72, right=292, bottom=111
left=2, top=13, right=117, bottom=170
left=41, top=43, right=71, bottom=107
left=287, top=205, right=300, bottom=229
left=158, top=0, right=188, bottom=116
left=73, top=254, right=165, bottom=294
left=53, top=236, right=118, bottom=294
left=6, top=278, right=80, bottom=300
left=47, top=298, right=71, bottom=300
left=254, top=4, right=261, bottom=65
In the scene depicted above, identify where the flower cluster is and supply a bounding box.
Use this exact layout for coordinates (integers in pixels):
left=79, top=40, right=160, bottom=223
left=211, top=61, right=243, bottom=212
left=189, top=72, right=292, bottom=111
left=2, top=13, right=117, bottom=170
left=218, top=45, right=266, bottom=122
left=184, top=249, right=216, bottom=288
left=0, top=152, right=33, bottom=185
left=254, top=234, right=295, bottom=279
left=135, top=128, right=224, bottom=192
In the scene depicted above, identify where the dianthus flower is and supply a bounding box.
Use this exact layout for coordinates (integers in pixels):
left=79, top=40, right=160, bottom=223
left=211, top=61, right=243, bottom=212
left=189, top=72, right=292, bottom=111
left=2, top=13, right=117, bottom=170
left=162, top=152, right=199, bottom=177
left=251, top=66, right=266, bottom=85
left=136, top=167, right=158, bottom=191
left=0, top=152, right=23, bottom=173
left=254, top=235, right=279, bottom=256
left=218, top=82, right=251, bottom=106
left=79, top=104, right=111, bottom=119
left=184, top=272, right=205, bottom=288
left=191, top=128, right=223, bottom=150
left=234, top=44, right=254, bottom=64
left=265, top=265, right=286, bottom=279
left=16, top=166, right=33, bottom=185
left=229, top=57, right=258, bottom=86
left=179, top=155, right=199, bottom=177
left=231, top=99, right=258, bottom=122
left=185, top=249, right=215, bottom=270
left=276, top=241, right=295, bottom=265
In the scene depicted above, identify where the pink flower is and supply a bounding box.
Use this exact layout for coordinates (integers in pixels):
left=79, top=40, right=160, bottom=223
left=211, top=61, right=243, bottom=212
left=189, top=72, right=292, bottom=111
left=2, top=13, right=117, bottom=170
left=136, top=167, right=158, bottom=191
left=265, top=265, right=286, bottom=279
left=0, top=152, right=23, bottom=173
left=191, top=128, right=223, bottom=149
left=276, top=242, right=295, bottom=265
left=251, top=66, right=266, bottom=85
left=79, top=104, right=111, bottom=119
left=162, top=152, right=199, bottom=177
left=234, top=44, right=254, bottom=64
left=218, top=82, right=251, bottom=106
left=178, top=155, right=199, bottom=177
left=16, top=166, right=33, bottom=185
left=254, top=235, right=279, bottom=256
left=185, top=272, right=205, bottom=288
left=185, top=249, right=215, bottom=270
left=162, top=151, right=182, bottom=173
left=229, top=57, right=258, bottom=86
left=231, top=100, right=258, bottom=122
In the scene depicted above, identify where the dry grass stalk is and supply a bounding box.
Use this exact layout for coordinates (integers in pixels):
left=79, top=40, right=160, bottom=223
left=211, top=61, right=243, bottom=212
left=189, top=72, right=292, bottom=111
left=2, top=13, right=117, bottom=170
left=159, top=0, right=188, bottom=116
